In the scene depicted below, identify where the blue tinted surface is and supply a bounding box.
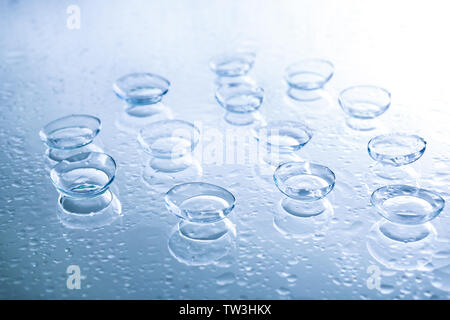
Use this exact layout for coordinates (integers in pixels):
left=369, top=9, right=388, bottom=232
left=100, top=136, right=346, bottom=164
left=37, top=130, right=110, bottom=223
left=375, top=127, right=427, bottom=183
left=0, top=0, right=450, bottom=299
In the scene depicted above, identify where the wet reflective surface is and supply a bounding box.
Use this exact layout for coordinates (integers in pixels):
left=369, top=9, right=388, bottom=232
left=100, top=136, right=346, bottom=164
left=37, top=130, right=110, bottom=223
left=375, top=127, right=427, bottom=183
left=1, top=0, right=450, bottom=299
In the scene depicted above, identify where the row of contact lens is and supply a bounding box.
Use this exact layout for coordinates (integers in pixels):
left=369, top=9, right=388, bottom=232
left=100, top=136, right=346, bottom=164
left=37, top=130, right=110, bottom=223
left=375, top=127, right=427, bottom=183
left=111, top=56, right=253, bottom=239
left=38, top=111, right=445, bottom=269
left=209, top=52, right=445, bottom=230
left=209, top=53, right=446, bottom=271
left=209, top=54, right=336, bottom=217
left=39, top=51, right=445, bottom=253
left=210, top=53, right=391, bottom=129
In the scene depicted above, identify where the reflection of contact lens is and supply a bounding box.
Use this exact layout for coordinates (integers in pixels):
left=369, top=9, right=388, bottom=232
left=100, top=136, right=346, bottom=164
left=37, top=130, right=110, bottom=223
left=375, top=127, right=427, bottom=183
left=178, top=219, right=234, bottom=241
left=367, top=220, right=437, bottom=271
left=57, top=189, right=122, bottom=229
left=46, top=143, right=104, bottom=164
left=273, top=199, right=333, bottom=239
left=168, top=221, right=236, bottom=266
